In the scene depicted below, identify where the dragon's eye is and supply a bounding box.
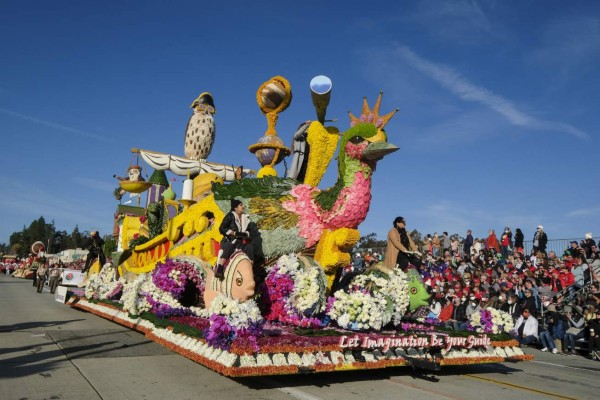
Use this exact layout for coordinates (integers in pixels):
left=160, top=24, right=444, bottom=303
left=236, top=271, right=243, bottom=286
left=348, top=136, right=363, bottom=144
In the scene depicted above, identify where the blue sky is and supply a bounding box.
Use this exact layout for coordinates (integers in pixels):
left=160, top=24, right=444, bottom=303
left=1, top=0, right=599, bottom=246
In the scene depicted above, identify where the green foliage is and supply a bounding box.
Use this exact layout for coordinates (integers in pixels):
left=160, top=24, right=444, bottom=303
left=89, top=298, right=123, bottom=309
left=147, top=200, right=166, bottom=239
left=356, top=233, right=387, bottom=249
left=113, top=187, right=124, bottom=201
left=213, top=176, right=297, bottom=200
left=6, top=218, right=111, bottom=258
left=410, top=229, right=423, bottom=245
left=128, top=236, right=150, bottom=249
left=102, top=236, right=117, bottom=258
left=293, top=328, right=346, bottom=337
left=314, top=179, right=344, bottom=211
left=138, top=311, right=204, bottom=338
left=118, top=249, right=133, bottom=266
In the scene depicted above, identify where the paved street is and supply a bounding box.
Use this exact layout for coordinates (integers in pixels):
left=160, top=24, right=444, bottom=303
left=1, top=274, right=599, bottom=400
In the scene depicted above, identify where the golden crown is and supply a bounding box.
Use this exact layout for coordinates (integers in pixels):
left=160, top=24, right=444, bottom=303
left=348, top=92, right=398, bottom=129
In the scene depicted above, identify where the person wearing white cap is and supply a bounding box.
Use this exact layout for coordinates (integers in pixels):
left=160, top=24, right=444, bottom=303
left=532, top=225, right=548, bottom=256
left=352, top=252, right=365, bottom=272
left=583, top=233, right=597, bottom=260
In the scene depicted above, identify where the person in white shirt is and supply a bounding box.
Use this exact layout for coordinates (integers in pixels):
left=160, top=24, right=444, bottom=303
left=514, top=308, right=539, bottom=346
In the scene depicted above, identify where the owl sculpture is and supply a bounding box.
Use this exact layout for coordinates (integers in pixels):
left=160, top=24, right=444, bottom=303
left=184, top=92, right=216, bottom=161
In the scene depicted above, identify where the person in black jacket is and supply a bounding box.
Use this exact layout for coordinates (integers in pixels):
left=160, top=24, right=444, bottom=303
left=506, top=294, right=522, bottom=322
left=583, top=233, right=597, bottom=260
left=83, top=231, right=105, bottom=273
left=214, top=199, right=254, bottom=279
left=532, top=225, right=548, bottom=255
left=463, top=229, right=474, bottom=257
left=588, top=311, right=600, bottom=360
left=514, top=228, right=524, bottom=253
left=521, top=288, right=538, bottom=317
left=446, top=296, right=467, bottom=330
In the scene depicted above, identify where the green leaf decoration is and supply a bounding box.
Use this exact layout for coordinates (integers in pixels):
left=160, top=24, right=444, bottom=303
left=213, top=176, right=297, bottom=200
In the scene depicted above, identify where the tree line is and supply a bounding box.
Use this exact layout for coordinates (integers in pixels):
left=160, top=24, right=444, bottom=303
left=355, top=230, right=424, bottom=251
left=0, top=216, right=115, bottom=258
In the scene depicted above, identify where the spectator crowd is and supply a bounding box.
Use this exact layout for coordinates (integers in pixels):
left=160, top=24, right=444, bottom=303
left=350, top=220, right=600, bottom=361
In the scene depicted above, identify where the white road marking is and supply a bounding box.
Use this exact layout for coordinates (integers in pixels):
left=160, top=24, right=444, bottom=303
left=276, top=387, right=323, bottom=400
left=532, top=360, right=600, bottom=373
left=256, top=378, right=323, bottom=400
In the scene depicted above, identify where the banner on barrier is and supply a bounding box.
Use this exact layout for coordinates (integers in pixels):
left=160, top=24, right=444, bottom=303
left=55, top=286, right=68, bottom=303
left=61, top=269, right=84, bottom=286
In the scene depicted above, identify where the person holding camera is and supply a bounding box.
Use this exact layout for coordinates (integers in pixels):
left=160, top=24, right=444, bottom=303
left=563, top=306, right=586, bottom=355
left=539, top=305, right=565, bottom=354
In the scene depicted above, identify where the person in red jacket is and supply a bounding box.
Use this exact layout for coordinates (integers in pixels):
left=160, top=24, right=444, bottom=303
left=438, top=296, right=454, bottom=322
left=561, top=266, right=575, bottom=288
left=550, top=270, right=564, bottom=292
left=486, top=230, right=501, bottom=253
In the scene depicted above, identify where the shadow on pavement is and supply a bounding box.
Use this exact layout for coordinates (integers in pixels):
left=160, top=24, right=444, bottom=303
left=0, top=338, right=158, bottom=378
left=237, top=362, right=524, bottom=390
left=0, top=319, right=86, bottom=333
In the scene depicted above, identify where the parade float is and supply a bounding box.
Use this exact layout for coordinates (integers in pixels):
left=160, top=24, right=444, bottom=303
left=11, top=241, right=46, bottom=279
left=73, top=75, right=532, bottom=377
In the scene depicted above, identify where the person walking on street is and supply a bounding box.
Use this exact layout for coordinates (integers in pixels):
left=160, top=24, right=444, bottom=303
left=31, top=259, right=39, bottom=287
left=48, top=264, right=61, bottom=294
left=36, top=263, right=48, bottom=293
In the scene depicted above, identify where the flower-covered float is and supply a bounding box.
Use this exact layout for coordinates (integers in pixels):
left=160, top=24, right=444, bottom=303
left=73, top=76, right=532, bottom=377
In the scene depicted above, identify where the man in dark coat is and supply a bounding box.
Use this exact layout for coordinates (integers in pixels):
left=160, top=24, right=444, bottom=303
left=83, top=231, right=105, bottom=273
left=532, top=225, right=548, bottom=255
left=215, top=199, right=255, bottom=279
left=463, top=230, right=474, bottom=256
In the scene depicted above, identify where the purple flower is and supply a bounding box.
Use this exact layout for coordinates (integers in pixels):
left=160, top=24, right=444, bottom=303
left=151, top=258, right=205, bottom=301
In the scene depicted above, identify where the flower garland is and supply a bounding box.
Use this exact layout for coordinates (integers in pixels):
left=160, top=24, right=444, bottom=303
left=328, top=290, right=388, bottom=330
left=151, top=258, right=205, bottom=301
left=327, top=267, right=409, bottom=330
left=84, top=265, right=124, bottom=301
left=204, top=294, right=264, bottom=351
left=70, top=298, right=534, bottom=377
left=121, top=273, right=152, bottom=316
left=262, top=254, right=326, bottom=327
left=467, top=307, right=514, bottom=334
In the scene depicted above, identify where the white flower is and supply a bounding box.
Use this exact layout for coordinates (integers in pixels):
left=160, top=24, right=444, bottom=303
left=240, top=354, right=257, bottom=367
left=287, top=353, right=302, bottom=366
left=301, top=353, right=316, bottom=367
left=256, top=354, right=273, bottom=366
left=272, top=353, right=288, bottom=366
